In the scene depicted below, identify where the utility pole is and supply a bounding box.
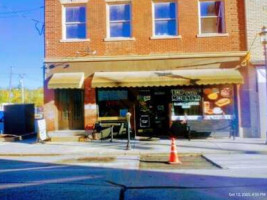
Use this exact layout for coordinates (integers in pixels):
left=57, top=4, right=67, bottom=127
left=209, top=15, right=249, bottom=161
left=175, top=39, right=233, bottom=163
left=19, top=74, right=25, bottom=104
left=8, top=66, right=13, bottom=103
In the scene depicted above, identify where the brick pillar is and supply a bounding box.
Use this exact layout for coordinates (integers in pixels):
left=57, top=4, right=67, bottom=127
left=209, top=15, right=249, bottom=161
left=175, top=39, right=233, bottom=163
left=84, top=76, right=98, bottom=128
left=44, top=78, right=58, bottom=131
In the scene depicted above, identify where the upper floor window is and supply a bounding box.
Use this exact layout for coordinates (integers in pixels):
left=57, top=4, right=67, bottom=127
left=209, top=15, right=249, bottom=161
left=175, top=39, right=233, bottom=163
left=153, top=2, right=177, bottom=36
left=199, top=1, right=225, bottom=34
left=64, top=6, right=86, bottom=39
left=108, top=4, right=131, bottom=38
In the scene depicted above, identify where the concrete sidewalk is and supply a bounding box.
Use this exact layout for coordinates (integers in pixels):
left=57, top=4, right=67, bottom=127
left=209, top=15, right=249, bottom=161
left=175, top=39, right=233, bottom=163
left=0, top=137, right=267, bottom=174
left=0, top=137, right=266, bottom=155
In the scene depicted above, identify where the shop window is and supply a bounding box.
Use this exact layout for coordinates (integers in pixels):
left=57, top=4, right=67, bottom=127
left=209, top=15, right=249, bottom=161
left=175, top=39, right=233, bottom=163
left=108, top=4, right=131, bottom=38
left=203, top=85, right=234, bottom=120
left=98, top=90, right=129, bottom=117
left=199, top=1, right=225, bottom=34
left=64, top=6, right=86, bottom=39
left=153, top=2, right=177, bottom=36
left=171, top=88, right=202, bottom=119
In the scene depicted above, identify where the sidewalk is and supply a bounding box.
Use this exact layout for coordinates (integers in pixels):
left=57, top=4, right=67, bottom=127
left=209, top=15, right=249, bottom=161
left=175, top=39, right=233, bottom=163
left=0, top=137, right=267, bottom=173
left=0, top=137, right=266, bottom=155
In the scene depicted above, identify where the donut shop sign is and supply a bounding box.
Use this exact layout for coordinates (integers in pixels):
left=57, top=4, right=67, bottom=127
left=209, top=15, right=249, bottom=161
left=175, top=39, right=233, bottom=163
left=171, top=88, right=201, bottom=102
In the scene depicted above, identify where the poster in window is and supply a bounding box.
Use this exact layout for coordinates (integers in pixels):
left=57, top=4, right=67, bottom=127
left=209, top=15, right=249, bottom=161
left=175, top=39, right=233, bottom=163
left=203, top=85, right=233, bottom=116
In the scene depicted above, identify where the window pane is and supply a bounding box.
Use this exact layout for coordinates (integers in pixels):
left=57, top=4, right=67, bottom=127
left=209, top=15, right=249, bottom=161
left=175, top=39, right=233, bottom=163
left=201, top=17, right=223, bottom=33
left=155, top=3, right=176, bottom=19
left=110, top=22, right=130, bottom=37
left=66, top=7, right=86, bottom=22
left=98, top=90, right=128, bottom=101
left=66, top=24, right=86, bottom=39
left=155, top=20, right=176, bottom=36
left=110, top=4, right=130, bottom=21
left=200, top=1, right=222, bottom=17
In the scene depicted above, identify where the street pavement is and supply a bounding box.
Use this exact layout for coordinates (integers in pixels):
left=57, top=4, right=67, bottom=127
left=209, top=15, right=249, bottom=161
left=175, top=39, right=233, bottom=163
left=0, top=137, right=267, bottom=199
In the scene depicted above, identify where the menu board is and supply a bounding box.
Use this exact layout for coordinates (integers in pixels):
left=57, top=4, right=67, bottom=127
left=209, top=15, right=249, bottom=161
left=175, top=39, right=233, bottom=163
left=203, top=85, right=233, bottom=116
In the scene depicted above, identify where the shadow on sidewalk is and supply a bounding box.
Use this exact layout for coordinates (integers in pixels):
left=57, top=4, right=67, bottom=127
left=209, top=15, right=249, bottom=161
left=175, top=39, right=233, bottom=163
left=0, top=157, right=267, bottom=200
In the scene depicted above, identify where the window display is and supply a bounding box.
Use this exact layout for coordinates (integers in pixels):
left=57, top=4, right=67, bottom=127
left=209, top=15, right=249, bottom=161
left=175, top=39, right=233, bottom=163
left=203, top=85, right=233, bottom=119
left=97, top=90, right=129, bottom=117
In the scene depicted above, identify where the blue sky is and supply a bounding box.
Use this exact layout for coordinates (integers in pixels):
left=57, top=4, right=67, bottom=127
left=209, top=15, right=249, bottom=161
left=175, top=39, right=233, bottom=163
left=0, top=0, right=44, bottom=89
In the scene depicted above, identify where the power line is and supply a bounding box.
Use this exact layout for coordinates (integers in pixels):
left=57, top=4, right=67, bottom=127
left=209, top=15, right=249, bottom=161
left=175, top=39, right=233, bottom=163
left=0, top=4, right=44, bottom=35
left=0, top=6, right=44, bottom=15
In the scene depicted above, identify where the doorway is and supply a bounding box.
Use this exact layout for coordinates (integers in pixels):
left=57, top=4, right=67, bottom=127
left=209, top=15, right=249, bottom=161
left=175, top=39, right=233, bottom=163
left=135, top=88, right=169, bottom=136
left=56, top=89, right=84, bottom=130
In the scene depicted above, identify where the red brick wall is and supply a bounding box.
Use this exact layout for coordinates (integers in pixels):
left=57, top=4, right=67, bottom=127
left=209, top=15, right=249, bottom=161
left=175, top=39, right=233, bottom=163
left=45, top=0, right=246, bottom=58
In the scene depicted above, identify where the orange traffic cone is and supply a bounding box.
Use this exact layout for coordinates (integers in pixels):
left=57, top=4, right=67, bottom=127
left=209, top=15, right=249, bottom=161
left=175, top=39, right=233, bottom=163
left=169, top=138, right=182, bottom=164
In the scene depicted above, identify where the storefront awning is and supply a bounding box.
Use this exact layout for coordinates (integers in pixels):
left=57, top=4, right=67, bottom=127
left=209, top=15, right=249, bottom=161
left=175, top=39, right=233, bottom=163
left=91, top=69, right=243, bottom=88
left=48, top=72, right=84, bottom=89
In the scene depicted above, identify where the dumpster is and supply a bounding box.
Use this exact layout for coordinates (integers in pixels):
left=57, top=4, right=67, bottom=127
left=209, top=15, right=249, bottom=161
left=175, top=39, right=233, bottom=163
left=0, top=110, right=3, bottom=133
left=4, top=104, right=35, bottom=136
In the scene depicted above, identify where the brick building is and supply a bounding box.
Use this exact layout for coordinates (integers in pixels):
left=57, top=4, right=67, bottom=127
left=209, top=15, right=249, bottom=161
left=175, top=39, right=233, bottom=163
left=44, top=0, right=248, bottom=137
left=244, top=0, right=267, bottom=139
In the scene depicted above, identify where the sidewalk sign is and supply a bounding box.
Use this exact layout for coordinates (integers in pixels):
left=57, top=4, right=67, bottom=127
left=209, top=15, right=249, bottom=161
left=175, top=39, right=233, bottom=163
left=37, top=119, right=49, bottom=142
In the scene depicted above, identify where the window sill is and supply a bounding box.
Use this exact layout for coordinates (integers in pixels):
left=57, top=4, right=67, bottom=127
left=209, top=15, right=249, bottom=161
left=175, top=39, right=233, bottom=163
left=104, top=37, right=136, bottom=42
left=60, top=39, right=91, bottom=43
left=197, top=33, right=229, bottom=38
left=60, top=0, right=89, bottom=4
left=105, top=0, right=131, bottom=2
left=150, top=35, right=182, bottom=40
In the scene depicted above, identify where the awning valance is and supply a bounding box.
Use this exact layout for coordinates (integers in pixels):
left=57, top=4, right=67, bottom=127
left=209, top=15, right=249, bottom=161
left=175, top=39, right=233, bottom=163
left=48, top=72, right=84, bottom=89
left=92, top=69, right=243, bottom=88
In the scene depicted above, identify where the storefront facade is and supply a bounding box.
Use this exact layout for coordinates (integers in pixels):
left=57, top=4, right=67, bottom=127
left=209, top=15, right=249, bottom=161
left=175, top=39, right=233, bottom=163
left=90, top=68, right=242, bottom=137
left=244, top=0, right=267, bottom=139
left=44, top=54, right=245, bottom=137
left=44, top=0, right=248, bottom=137
left=93, top=84, right=238, bottom=136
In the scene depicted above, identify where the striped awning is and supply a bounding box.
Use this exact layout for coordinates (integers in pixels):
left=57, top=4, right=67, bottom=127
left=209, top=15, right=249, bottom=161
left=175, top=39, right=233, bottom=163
left=92, top=69, right=243, bottom=88
left=48, top=72, right=84, bottom=89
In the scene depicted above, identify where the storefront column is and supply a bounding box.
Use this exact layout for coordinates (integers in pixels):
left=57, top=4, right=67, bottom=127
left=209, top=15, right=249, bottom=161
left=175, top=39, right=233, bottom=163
left=44, top=80, right=58, bottom=132
left=84, top=77, right=98, bottom=128
left=257, top=67, right=267, bottom=139
left=237, top=84, right=244, bottom=138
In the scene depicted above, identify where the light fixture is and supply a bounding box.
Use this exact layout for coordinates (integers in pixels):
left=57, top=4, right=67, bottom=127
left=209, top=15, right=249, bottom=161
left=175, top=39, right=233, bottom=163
left=260, top=26, right=267, bottom=45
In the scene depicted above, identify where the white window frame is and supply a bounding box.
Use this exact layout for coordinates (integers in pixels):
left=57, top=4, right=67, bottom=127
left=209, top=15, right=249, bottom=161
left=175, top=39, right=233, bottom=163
left=105, top=3, right=135, bottom=41
left=61, top=5, right=90, bottom=42
left=197, top=0, right=228, bottom=37
left=151, top=1, right=181, bottom=39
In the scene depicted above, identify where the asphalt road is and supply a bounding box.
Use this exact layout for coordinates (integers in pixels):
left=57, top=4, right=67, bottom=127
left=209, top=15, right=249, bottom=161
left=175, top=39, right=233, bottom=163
left=1, top=157, right=267, bottom=200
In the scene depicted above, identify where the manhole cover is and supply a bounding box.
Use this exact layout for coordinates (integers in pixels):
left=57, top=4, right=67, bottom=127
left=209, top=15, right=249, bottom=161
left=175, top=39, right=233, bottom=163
left=140, top=154, right=220, bottom=170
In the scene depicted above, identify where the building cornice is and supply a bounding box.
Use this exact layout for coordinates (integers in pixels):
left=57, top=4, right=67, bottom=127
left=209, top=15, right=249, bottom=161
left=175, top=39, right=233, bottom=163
left=45, top=51, right=248, bottom=63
